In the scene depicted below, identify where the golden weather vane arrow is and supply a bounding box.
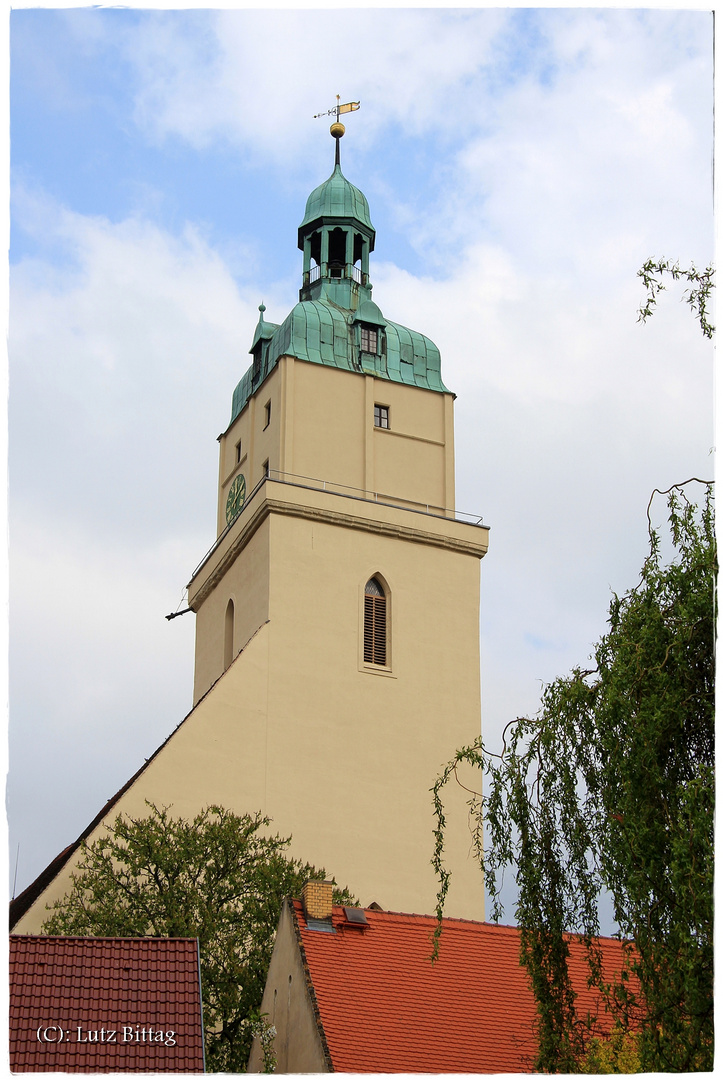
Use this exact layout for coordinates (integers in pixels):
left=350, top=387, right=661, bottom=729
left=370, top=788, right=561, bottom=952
left=314, top=95, right=360, bottom=165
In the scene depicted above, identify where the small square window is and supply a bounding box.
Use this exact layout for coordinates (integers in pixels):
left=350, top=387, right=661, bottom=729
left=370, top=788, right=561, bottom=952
left=374, top=405, right=389, bottom=429
left=263, top=401, right=271, bottom=429
left=361, top=326, right=378, bottom=354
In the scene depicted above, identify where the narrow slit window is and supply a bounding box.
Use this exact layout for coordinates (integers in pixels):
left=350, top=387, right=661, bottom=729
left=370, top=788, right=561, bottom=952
left=364, top=577, right=387, bottom=666
left=264, top=401, right=271, bottom=429
left=224, top=599, right=235, bottom=671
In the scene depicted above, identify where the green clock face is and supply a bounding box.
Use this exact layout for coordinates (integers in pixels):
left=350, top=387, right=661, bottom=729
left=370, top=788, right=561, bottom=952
left=226, top=473, right=247, bottom=526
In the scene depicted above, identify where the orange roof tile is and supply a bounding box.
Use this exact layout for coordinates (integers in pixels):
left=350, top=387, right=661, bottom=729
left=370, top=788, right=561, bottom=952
left=10, top=936, right=205, bottom=1072
left=292, top=901, right=633, bottom=1073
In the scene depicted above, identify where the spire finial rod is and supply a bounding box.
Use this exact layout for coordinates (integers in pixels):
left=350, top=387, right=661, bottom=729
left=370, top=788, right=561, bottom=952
left=313, top=95, right=360, bottom=167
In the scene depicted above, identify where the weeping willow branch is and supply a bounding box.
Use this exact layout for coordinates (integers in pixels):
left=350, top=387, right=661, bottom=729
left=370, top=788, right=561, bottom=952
left=637, top=259, right=715, bottom=338
left=431, top=483, right=715, bottom=1072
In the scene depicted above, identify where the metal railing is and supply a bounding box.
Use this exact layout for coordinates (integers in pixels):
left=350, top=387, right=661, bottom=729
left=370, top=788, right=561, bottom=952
left=191, top=470, right=485, bottom=581
left=302, top=264, right=367, bottom=288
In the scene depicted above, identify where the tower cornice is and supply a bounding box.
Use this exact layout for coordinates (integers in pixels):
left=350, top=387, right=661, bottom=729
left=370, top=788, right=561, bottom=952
left=188, top=479, right=488, bottom=612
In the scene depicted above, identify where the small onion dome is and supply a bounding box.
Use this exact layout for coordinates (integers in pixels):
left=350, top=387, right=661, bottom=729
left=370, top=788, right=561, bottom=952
left=330, top=121, right=345, bottom=139
left=299, top=164, right=374, bottom=233
left=249, top=302, right=277, bottom=352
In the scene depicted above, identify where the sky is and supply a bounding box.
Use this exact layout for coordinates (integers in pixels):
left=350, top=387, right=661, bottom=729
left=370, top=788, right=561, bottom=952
left=8, top=6, right=714, bottom=908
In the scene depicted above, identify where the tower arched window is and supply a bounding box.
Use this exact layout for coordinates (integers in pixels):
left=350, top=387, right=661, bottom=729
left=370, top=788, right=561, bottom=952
left=328, top=227, right=347, bottom=278
left=224, top=599, right=235, bottom=671
left=364, top=577, right=388, bottom=666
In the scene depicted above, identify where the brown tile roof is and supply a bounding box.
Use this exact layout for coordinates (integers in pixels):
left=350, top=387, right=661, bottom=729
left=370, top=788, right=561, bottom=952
left=10, top=936, right=205, bottom=1072
left=292, top=900, right=633, bottom=1074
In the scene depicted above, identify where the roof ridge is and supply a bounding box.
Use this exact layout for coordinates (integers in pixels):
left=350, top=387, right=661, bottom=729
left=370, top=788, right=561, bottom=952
left=11, top=934, right=200, bottom=943
left=293, top=900, right=630, bottom=944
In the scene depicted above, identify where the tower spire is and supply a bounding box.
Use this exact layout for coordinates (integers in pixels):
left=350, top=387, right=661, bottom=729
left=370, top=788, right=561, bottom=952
left=314, top=95, right=360, bottom=167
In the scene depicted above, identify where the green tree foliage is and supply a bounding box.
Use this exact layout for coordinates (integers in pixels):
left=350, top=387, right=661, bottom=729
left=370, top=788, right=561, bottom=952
left=42, top=804, right=354, bottom=1072
left=580, top=1025, right=641, bottom=1074
left=638, top=258, right=715, bottom=338
left=433, top=482, right=715, bottom=1071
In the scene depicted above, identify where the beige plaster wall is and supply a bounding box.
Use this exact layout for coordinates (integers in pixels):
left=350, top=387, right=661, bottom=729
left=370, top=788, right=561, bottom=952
left=288, top=360, right=367, bottom=490
left=218, top=368, right=284, bottom=536
left=247, top=902, right=328, bottom=1073
left=15, top=495, right=487, bottom=932
left=217, top=358, right=455, bottom=528
left=192, top=517, right=270, bottom=702
left=372, top=426, right=447, bottom=509
left=16, top=357, right=485, bottom=933
left=262, top=507, right=484, bottom=917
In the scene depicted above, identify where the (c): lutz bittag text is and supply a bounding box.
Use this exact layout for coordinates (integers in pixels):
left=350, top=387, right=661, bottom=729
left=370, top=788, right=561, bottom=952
left=36, top=1025, right=177, bottom=1047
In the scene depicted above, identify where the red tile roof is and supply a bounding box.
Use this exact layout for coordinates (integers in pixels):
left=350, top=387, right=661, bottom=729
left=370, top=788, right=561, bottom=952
left=292, top=901, right=632, bottom=1073
left=10, top=936, right=205, bottom=1073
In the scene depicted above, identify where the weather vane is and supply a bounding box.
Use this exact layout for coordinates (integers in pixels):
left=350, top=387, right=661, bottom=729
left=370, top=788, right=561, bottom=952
left=314, top=95, right=360, bottom=166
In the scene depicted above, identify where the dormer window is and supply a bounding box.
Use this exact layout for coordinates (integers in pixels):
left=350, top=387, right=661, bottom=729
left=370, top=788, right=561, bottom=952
left=252, top=345, right=262, bottom=385
left=360, top=326, right=378, bottom=354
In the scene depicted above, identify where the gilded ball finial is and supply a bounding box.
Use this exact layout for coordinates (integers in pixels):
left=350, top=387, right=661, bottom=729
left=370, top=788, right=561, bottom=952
left=330, top=121, right=345, bottom=140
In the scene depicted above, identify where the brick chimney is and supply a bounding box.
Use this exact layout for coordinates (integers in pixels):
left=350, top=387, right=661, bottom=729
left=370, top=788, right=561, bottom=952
left=302, top=880, right=333, bottom=921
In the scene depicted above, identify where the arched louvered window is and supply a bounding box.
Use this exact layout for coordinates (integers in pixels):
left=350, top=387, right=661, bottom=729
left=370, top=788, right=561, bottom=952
left=364, top=577, right=387, bottom=666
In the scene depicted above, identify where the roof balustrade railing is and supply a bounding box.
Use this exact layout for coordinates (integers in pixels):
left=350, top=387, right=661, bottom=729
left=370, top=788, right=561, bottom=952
left=191, top=470, right=485, bottom=582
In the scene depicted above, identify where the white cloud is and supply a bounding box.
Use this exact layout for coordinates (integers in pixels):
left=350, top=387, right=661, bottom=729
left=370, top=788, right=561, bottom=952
left=114, top=9, right=712, bottom=198
left=121, top=9, right=510, bottom=158
left=10, top=189, right=267, bottom=541
left=9, top=195, right=263, bottom=884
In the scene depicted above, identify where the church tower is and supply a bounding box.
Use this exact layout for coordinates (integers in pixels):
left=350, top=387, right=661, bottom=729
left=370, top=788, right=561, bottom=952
left=11, top=125, right=489, bottom=932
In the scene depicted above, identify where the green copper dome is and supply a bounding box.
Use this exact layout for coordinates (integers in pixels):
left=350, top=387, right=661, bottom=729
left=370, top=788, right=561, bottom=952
left=299, top=164, right=374, bottom=232
left=230, top=297, right=448, bottom=423
left=229, top=155, right=450, bottom=426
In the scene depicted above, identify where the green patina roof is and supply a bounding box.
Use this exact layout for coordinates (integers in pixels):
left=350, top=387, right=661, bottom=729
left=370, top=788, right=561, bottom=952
left=354, top=297, right=386, bottom=327
left=300, top=164, right=374, bottom=232
left=230, top=297, right=448, bottom=424
left=229, top=160, right=449, bottom=425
